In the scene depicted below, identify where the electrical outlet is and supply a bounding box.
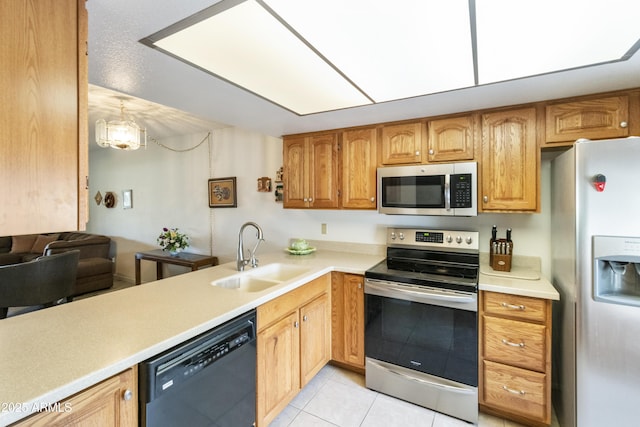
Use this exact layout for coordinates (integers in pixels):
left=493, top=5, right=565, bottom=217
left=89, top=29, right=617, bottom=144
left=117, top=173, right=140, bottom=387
left=321, top=223, right=327, bottom=234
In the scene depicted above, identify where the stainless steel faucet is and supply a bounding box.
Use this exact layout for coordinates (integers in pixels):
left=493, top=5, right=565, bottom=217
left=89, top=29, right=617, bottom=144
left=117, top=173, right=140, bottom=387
left=237, top=222, right=264, bottom=271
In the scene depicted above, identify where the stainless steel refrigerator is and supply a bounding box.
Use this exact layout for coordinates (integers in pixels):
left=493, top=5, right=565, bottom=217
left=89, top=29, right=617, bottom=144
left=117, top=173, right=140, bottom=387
left=551, top=137, right=640, bottom=427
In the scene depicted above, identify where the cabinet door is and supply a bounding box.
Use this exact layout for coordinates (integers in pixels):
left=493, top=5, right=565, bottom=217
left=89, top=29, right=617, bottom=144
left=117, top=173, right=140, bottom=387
left=283, top=136, right=308, bottom=208
left=0, top=0, right=88, bottom=235
left=15, top=367, right=137, bottom=427
left=341, top=128, right=377, bottom=209
left=427, top=115, right=475, bottom=162
left=300, top=293, right=330, bottom=386
left=308, top=133, right=339, bottom=208
left=381, top=122, right=423, bottom=164
left=341, top=274, right=365, bottom=367
left=257, top=311, right=300, bottom=426
left=481, top=108, right=538, bottom=211
left=545, top=95, right=629, bottom=143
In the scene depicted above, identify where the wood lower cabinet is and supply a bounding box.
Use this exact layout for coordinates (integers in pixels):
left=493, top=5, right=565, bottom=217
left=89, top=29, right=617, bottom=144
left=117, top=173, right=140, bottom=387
left=479, top=291, right=552, bottom=426
left=480, top=107, right=538, bottom=212
left=427, top=115, right=477, bottom=162
left=283, top=133, right=339, bottom=209
left=1, top=0, right=88, bottom=235
left=380, top=122, right=425, bottom=164
left=331, top=272, right=365, bottom=371
left=14, top=367, right=137, bottom=427
left=341, top=128, right=377, bottom=209
left=256, top=274, right=330, bottom=427
left=545, top=95, right=630, bottom=144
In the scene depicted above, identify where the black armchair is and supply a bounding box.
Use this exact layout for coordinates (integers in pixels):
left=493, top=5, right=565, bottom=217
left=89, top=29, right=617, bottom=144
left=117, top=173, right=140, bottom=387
left=0, top=250, right=80, bottom=319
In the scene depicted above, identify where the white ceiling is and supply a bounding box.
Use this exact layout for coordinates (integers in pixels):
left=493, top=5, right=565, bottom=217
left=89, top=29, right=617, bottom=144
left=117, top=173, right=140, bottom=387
left=87, top=0, right=640, bottom=139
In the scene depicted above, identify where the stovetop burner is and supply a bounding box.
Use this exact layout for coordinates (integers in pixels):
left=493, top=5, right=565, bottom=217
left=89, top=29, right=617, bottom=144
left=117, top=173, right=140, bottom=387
left=365, top=228, right=480, bottom=292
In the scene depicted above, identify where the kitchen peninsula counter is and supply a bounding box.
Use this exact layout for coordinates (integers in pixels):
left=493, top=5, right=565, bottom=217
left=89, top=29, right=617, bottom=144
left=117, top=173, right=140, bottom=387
left=0, top=249, right=384, bottom=426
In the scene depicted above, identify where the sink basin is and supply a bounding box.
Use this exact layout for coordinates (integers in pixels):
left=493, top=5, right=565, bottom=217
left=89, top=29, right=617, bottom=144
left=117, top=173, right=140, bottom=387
left=247, top=263, right=310, bottom=282
left=212, top=263, right=311, bottom=292
left=214, top=276, right=281, bottom=293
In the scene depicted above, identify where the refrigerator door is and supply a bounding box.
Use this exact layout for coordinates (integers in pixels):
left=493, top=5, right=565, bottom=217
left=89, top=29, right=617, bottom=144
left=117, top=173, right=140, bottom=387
left=574, top=137, right=640, bottom=427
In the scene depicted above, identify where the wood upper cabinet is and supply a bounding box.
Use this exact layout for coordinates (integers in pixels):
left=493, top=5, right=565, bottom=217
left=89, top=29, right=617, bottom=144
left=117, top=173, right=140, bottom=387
left=0, top=0, right=88, bottom=235
left=380, top=122, right=425, bottom=164
left=427, top=115, right=476, bottom=162
left=256, top=274, right=330, bottom=427
left=341, top=128, right=377, bottom=209
left=545, top=95, right=630, bottom=143
left=479, top=291, right=552, bottom=426
left=15, top=367, right=137, bottom=427
left=331, top=272, right=365, bottom=371
left=481, top=107, right=538, bottom=212
left=283, top=133, right=339, bottom=209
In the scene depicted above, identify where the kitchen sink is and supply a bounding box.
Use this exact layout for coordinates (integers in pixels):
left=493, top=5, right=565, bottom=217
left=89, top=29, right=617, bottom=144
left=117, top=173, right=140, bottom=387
left=212, top=263, right=311, bottom=292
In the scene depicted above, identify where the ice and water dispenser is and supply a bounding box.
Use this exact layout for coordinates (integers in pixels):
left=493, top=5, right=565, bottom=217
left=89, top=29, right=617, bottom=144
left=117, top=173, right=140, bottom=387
left=594, top=235, right=640, bottom=307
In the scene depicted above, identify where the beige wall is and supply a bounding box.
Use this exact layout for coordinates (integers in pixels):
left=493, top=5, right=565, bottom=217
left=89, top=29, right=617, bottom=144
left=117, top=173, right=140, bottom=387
left=88, top=126, right=552, bottom=284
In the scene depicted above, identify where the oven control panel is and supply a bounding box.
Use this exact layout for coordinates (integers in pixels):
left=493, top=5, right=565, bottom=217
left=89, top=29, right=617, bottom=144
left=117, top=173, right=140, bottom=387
left=387, top=228, right=479, bottom=250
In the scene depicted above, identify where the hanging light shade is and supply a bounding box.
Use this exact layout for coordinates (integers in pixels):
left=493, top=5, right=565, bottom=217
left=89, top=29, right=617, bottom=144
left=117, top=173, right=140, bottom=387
left=96, top=101, right=146, bottom=150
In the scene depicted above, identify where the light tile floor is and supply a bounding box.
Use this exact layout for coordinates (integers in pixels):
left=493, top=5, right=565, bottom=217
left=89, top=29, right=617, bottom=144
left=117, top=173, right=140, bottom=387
left=270, top=364, right=549, bottom=427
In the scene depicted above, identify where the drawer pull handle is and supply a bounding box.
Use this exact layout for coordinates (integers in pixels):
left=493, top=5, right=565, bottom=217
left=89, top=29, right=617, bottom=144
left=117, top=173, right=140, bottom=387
left=501, top=302, right=525, bottom=311
left=502, top=385, right=526, bottom=395
left=502, top=338, right=525, bottom=348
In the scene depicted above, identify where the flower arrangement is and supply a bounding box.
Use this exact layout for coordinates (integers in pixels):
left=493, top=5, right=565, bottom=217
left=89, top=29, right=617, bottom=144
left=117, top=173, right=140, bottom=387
left=157, top=227, right=189, bottom=254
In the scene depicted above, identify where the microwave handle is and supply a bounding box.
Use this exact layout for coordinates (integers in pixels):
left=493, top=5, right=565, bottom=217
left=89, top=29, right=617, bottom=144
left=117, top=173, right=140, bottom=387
left=444, top=174, right=451, bottom=211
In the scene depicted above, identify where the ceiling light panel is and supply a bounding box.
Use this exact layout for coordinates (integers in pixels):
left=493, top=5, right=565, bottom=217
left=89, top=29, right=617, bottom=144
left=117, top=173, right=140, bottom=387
left=265, top=0, right=475, bottom=102
left=476, top=0, right=640, bottom=84
left=152, top=0, right=372, bottom=115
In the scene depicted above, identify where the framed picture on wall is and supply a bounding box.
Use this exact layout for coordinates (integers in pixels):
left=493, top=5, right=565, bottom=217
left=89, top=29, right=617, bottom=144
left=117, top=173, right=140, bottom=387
left=208, top=177, right=237, bottom=208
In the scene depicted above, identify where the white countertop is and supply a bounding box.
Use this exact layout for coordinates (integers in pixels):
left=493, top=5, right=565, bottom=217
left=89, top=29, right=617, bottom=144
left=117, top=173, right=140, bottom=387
left=0, top=249, right=383, bottom=426
left=478, top=253, right=560, bottom=300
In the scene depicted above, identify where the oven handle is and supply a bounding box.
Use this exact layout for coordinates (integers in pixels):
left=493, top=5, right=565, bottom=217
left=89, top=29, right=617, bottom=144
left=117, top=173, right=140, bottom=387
left=365, top=278, right=476, bottom=305
left=368, top=359, right=476, bottom=395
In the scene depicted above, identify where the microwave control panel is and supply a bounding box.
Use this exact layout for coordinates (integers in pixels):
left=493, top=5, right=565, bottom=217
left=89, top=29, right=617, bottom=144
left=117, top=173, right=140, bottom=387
left=450, top=174, right=472, bottom=208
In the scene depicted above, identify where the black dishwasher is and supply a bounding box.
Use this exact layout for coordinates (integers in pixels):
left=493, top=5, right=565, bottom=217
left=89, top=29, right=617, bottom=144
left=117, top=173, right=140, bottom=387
left=139, top=310, right=256, bottom=427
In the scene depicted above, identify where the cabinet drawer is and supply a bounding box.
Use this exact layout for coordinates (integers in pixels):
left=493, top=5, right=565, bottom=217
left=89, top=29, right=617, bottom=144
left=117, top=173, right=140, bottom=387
left=482, top=291, right=547, bottom=323
left=483, top=316, right=546, bottom=372
left=482, top=360, right=548, bottom=422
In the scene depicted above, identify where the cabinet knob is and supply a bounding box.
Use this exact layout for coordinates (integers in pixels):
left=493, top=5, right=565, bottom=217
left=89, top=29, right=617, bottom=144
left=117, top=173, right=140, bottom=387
left=483, top=195, right=488, bottom=203
left=123, top=389, right=133, bottom=401
left=358, top=283, right=362, bottom=289
left=415, top=151, right=420, bottom=156
left=303, top=315, right=308, bottom=322
left=294, top=321, right=299, bottom=328
left=308, top=198, right=313, bottom=203
left=303, top=198, right=308, bottom=202
left=620, top=121, right=628, bottom=128
left=370, top=197, right=375, bottom=202
left=428, top=149, right=434, bottom=155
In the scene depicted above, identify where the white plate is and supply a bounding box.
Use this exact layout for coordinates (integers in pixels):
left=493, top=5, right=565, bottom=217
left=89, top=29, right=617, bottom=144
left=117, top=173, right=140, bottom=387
left=285, top=247, right=316, bottom=255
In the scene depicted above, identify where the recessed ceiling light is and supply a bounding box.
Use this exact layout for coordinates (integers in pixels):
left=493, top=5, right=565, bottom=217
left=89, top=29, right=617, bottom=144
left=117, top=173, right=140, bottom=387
left=140, top=0, right=640, bottom=116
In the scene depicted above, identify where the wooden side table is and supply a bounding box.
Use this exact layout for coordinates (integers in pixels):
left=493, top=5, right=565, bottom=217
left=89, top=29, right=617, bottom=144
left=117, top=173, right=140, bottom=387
left=135, top=249, right=219, bottom=285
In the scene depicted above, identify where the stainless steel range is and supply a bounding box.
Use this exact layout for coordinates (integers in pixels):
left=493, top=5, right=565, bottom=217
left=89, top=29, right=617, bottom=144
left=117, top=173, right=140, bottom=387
left=364, top=227, right=479, bottom=424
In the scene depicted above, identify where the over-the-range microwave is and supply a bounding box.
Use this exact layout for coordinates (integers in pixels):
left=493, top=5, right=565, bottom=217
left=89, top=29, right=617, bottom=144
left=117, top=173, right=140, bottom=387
left=377, top=161, right=477, bottom=216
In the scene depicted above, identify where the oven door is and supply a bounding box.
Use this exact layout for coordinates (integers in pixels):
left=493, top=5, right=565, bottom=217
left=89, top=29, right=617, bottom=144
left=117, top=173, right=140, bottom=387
left=364, top=278, right=477, bottom=387
left=364, top=278, right=478, bottom=423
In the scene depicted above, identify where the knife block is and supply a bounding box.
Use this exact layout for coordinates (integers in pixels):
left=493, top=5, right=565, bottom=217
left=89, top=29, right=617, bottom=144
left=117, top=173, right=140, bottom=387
left=490, top=239, right=513, bottom=272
